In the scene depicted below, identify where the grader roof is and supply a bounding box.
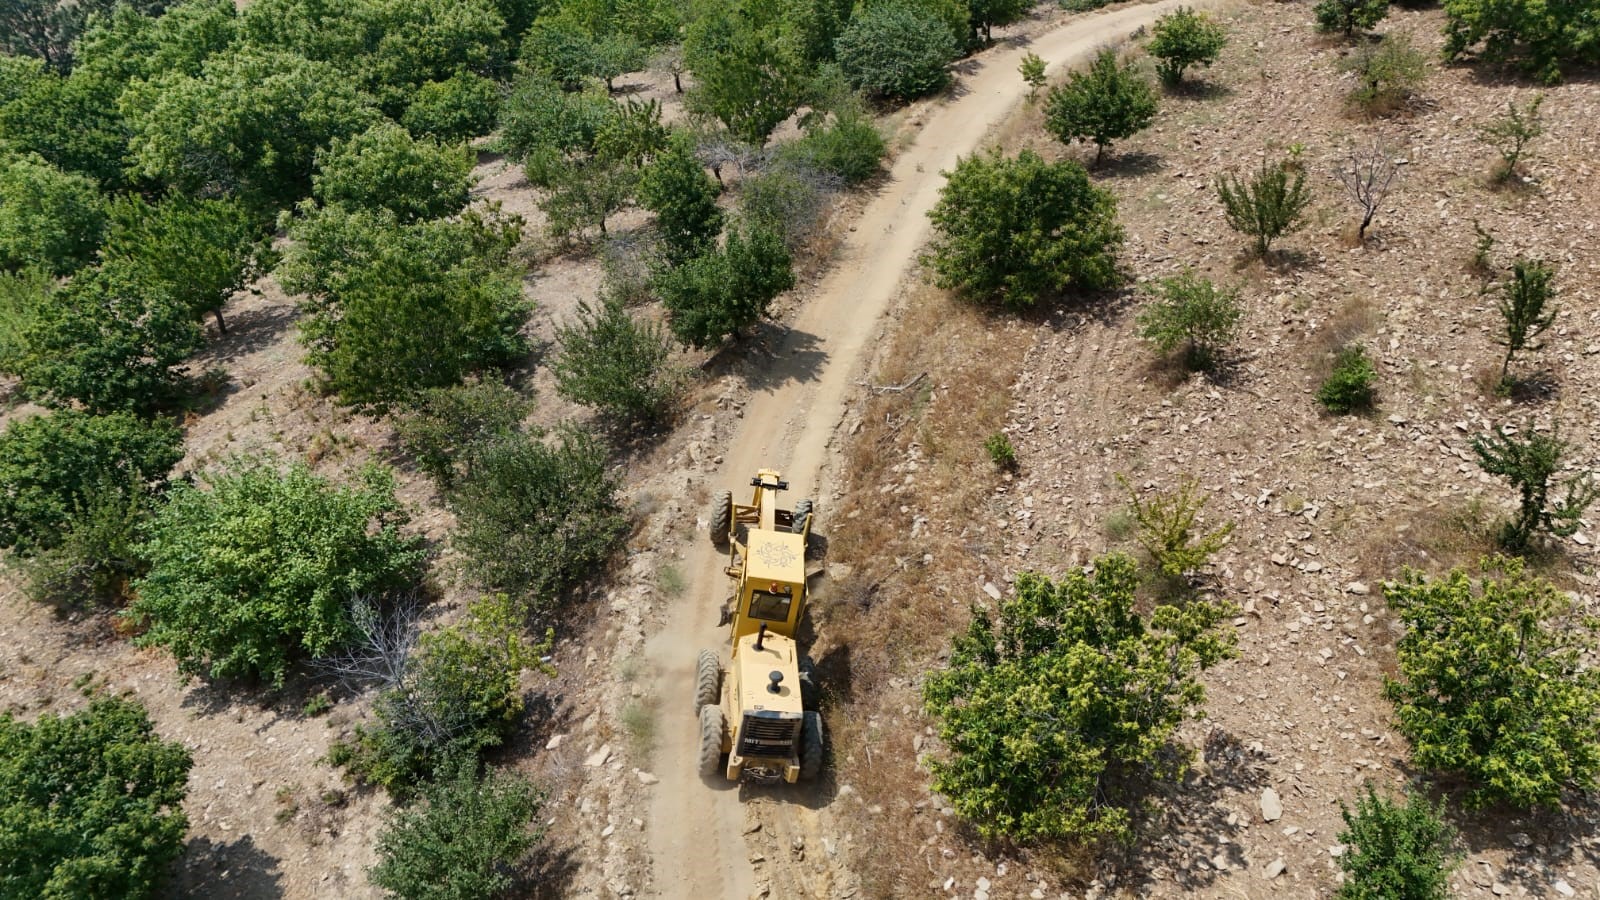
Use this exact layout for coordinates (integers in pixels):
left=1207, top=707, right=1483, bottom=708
left=745, top=530, right=805, bottom=585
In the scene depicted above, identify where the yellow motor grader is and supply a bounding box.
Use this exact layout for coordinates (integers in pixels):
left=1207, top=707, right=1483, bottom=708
left=695, top=469, right=822, bottom=783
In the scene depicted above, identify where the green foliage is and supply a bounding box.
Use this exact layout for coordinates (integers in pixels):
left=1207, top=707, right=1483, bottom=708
left=1383, top=558, right=1600, bottom=807
left=1443, top=0, right=1599, bottom=83
left=656, top=225, right=795, bottom=348
left=1043, top=48, right=1158, bottom=164
left=779, top=112, right=887, bottom=185
left=1478, top=94, right=1543, bottom=182
left=0, top=152, right=105, bottom=276
left=394, top=378, right=532, bottom=489
left=1215, top=160, right=1311, bottom=256
left=1135, top=270, right=1242, bottom=371
left=0, top=697, right=192, bottom=900
left=683, top=0, right=810, bottom=144
left=1119, top=474, right=1234, bottom=579
left=925, top=148, right=1123, bottom=310
left=0, top=0, right=172, bottom=72
left=19, top=262, right=203, bottom=415
left=967, top=0, right=1031, bottom=43
left=736, top=160, right=837, bottom=249
left=1342, top=33, right=1428, bottom=114
left=451, top=428, right=627, bottom=609
left=1335, top=785, right=1459, bottom=900
left=1019, top=51, right=1047, bottom=95
left=520, top=17, right=642, bottom=91
left=0, top=409, right=182, bottom=555
left=20, top=486, right=150, bottom=606
left=834, top=0, right=961, bottom=101
left=369, top=757, right=544, bottom=900
left=1314, top=0, right=1390, bottom=36
left=984, top=432, right=1016, bottom=470
left=553, top=297, right=682, bottom=426
left=922, top=553, right=1237, bottom=843
left=0, top=60, right=130, bottom=187
left=496, top=74, right=614, bottom=185
left=100, top=193, right=265, bottom=331
left=541, top=156, right=639, bottom=239
left=313, top=122, right=475, bottom=223
left=1318, top=344, right=1378, bottom=414
left=639, top=133, right=723, bottom=264
left=401, top=71, right=503, bottom=143
left=128, top=460, right=426, bottom=685
left=1147, top=6, right=1227, bottom=86
left=0, top=267, right=53, bottom=375
left=1472, top=425, right=1598, bottom=553
left=69, top=0, right=237, bottom=85
left=1496, top=258, right=1556, bottom=384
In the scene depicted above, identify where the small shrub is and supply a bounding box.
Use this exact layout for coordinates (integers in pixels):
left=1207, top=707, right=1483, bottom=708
left=394, top=378, right=532, bottom=490
left=638, top=133, right=723, bottom=265
left=737, top=161, right=840, bottom=250
left=834, top=0, right=961, bottom=102
left=1119, top=474, right=1234, bottom=579
left=1147, top=6, right=1228, bottom=86
left=1135, top=270, right=1242, bottom=371
left=1315, top=0, right=1390, bottom=37
left=1043, top=48, right=1158, bottom=164
left=1318, top=344, right=1377, bottom=414
left=780, top=113, right=887, bottom=186
left=656, top=225, right=794, bottom=349
left=401, top=71, right=502, bottom=143
left=302, top=692, right=334, bottom=718
left=984, top=432, right=1017, bottom=470
left=1495, top=258, right=1555, bottom=386
left=1478, top=94, right=1543, bottom=183
left=1342, top=33, right=1427, bottom=115
left=1336, top=785, right=1459, bottom=900
left=20, top=488, right=149, bottom=607
left=1215, top=159, right=1311, bottom=256
left=1333, top=145, right=1398, bottom=242
left=1019, top=51, right=1046, bottom=97
left=0, top=267, right=52, bottom=375
left=552, top=297, right=682, bottom=427
left=1469, top=220, right=1496, bottom=276
left=1472, top=425, right=1597, bottom=553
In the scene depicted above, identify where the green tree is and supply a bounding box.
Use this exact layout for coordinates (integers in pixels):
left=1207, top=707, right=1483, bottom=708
left=1383, top=558, right=1600, bottom=807
left=1472, top=425, right=1597, bottom=553
left=0, top=698, right=191, bottom=900
left=1119, top=474, right=1234, bottom=579
left=357, top=0, right=508, bottom=116
left=922, top=553, right=1237, bottom=842
left=128, top=460, right=426, bottom=685
left=834, top=0, right=962, bottom=102
left=0, top=58, right=131, bottom=186
left=1135, top=270, right=1242, bottom=371
left=684, top=0, right=810, bottom=144
left=519, top=17, right=614, bottom=90
left=1215, top=159, right=1311, bottom=256
left=553, top=297, right=682, bottom=426
left=495, top=75, right=614, bottom=185
left=779, top=112, right=887, bottom=185
left=313, top=121, right=475, bottom=223
left=100, top=193, right=265, bottom=332
left=639, top=133, right=723, bottom=264
left=656, top=224, right=795, bottom=348
left=541, top=156, right=639, bottom=239
left=401, top=71, right=502, bottom=142
left=1495, top=258, right=1556, bottom=385
left=1335, top=785, right=1459, bottom=900
left=1147, top=6, right=1227, bottom=86
left=394, top=378, right=532, bottom=489
left=1315, top=0, right=1390, bottom=37
left=967, top=0, right=1030, bottom=43
left=369, top=758, right=543, bottom=900
left=925, top=148, right=1123, bottom=309
left=0, top=152, right=106, bottom=276
left=0, top=409, right=183, bottom=555
left=451, top=428, right=627, bottom=610
left=1043, top=48, right=1158, bottom=164
left=1342, top=33, right=1428, bottom=115
left=1443, top=0, right=1599, bottom=83
left=1019, top=51, right=1047, bottom=96
left=0, top=0, right=172, bottom=72
left=0, top=267, right=53, bottom=375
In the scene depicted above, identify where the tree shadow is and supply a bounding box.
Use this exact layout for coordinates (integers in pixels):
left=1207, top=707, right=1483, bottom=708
left=203, top=301, right=298, bottom=366
left=732, top=322, right=828, bottom=392
left=169, top=834, right=284, bottom=900
left=1094, top=151, right=1165, bottom=179
left=1446, top=792, right=1600, bottom=897
left=1164, top=79, right=1233, bottom=102
left=1501, top=369, right=1559, bottom=405
left=520, top=839, right=581, bottom=900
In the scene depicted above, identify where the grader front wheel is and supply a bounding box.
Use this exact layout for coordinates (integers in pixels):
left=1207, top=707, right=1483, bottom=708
left=710, top=490, right=732, bottom=546
left=698, top=704, right=727, bottom=778
left=694, top=649, right=721, bottom=711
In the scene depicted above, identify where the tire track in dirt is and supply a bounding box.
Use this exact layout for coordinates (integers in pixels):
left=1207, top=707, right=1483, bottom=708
left=640, top=3, right=1227, bottom=897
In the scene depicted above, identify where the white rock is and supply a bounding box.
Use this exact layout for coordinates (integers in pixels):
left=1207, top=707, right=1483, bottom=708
left=636, top=771, right=659, bottom=785
left=1260, top=788, right=1283, bottom=822
left=1345, top=581, right=1370, bottom=595
left=982, top=582, right=1002, bottom=600
left=1264, top=859, right=1286, bottom=879
left=1554, top=880, right=1575, bottom=897
left=977, top=877, right=991, bottom=891
left=545, top=734, right=565, bottom=750
left=585, top=744, right=612, bottom=767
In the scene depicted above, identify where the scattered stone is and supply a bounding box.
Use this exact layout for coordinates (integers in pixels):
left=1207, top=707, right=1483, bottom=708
left=1264, top=859, right=1286, bottom=879
left=977, top=877, right=992, bottom=891
left=1345, top=582, right=1370, bottom=595
left=1554, top=880, right=1575, bottom=897
left=1492, top=883, right=1509, bottom=896
left=600, top=824, right=615, bottom=838
left=982, top=582, right=1002, bottom=600
left=636, top=771, right=659, bottom=785
left=1260, top=788, right=1283, bottom=822
left=744, top=822, right=763, bottom=835
left=584, top=744, right=612, bottom=767
left=545, top=734, right=565, bottom=750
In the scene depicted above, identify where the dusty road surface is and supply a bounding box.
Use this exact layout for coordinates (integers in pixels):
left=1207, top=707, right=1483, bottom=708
left=641, top=2, right=1226, bottom=896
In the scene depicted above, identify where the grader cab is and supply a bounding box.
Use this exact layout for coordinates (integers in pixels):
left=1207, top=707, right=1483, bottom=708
left=695, top=469, right=823, bottom=783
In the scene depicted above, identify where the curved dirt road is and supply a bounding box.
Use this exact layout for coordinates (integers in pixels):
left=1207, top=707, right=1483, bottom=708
left=642, top=3, right=1223, bottom=896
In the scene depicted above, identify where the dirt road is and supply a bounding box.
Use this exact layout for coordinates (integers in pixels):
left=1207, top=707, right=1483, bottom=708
left=640, top=3, right=1224, bottom=896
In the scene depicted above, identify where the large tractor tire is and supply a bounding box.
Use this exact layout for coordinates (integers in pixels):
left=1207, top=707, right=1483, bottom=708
left=698, top=704, right=727, bottom=779
left=791, top=498, right=813, bottom=536
left=710, top=490, right=733, bottom=546
left=798, top=655, right=819, bottom=711
left=694, top=649, right=721, bottom=711
left=800, top=711, right=824, bottom=782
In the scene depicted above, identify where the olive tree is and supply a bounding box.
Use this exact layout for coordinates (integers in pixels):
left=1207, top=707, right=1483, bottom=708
left=655, top=225, right=795, bottom=348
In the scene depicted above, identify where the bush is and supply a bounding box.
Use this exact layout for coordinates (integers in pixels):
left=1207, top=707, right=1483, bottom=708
left=0, top=698, right=192, bottom=900
left=1478, top=94, right=1543, bottom=182
left=0, top=267, right=53, bottom=375
left=394, top=379, right=532, bottom=489
left=1019, top=51, right=1047, bottom=95
left=1383, top=557, right=1600, bottom=807
left=925, top=148, right=1123, bottom=310
left=495, top=74, right=613, bottom=186
left=0, top=152, right=105, bottom=276
left=638, top=133, right=723, bottom=265
left=313, top=122, right=475, bottom=223
left=1147, top=6, right=1228, bottom=86
left=128, top=460, right=426, bottom=685
left=1342, top=33, right=1427, bottom=114
left=1318, top=344, right=1378, bottom=414
left=1472, top=425, right=1597, bottom=553
left=1119, top=474, right=1234, bottom=579
left=1315, top=0, right=1390, bottom=37
left=984, top=432, right=1016, bottom=470
left=553, top=297, right=682, bottom=426
left=369, top=758, right=544, bottom=900
left=451, top=428, right=627, bottom=610
left=1043, top=48, right=1158, bottom=164
left=683, top=4, right=810, bottom=144
left=1136, top=270, right=1242, bottom=371
left=22, top=488, right=150, bottom=606
left=1443, top=0, right=1599, bottom=83
left=737, top=160, right=840, bottom=250
left=1495, top=258, right=1556, bottom=386
left=780, top=112, right=887, bottom=185
left=834, top=0, right=961, bottom=101
left=401, top=71, right=502, bottom=143
left=100, top=193, right=264, bottom=333
left=1336, top=785, right=1459, bottom=900
left=1215, top=159, right=1311, bottom=256
left=656, top=225, right=795, bottom=349
left=922, top=553, right=1236, bottom=842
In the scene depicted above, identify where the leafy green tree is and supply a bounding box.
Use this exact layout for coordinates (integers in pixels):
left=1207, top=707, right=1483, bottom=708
left=401, top=71, right=503, bottom=142
left=100, top=193, right=264, bottom=332
left=1472, top=425, right=1597, bottom=553
left=369, top=757, right=544, bottom=900
left=1495, top=258, right=1556, bottom=385
left=1147, top=6, right=1227, bottom=86
left=1019, top=51, right=1047, bottom=96
left=779, top=112, right=887, bottom=185
left=20, top=486, right=151, bottom=606
left=1215, top=159, right=1311, bottom=256
left=925, top=148, right=1123, bottom=309
left=19, top=262, right=203, bottom=414
left=1043, top=48, right=1158, bottom=164
left=451, top=428, right=627, bottom=610
left=0, top=152, right=106, bottom=275
left=1318, top=344, right=1378, bottom=414
left=1335, top=785, right=1459, bottom=900
left=1315, top=0, right=1389, bottom=37
left=656, top=225, right=795, bottom=348
left=553, top=297, right=682, bottom=426
left=496, top=74, right=615, bottom=185
left=1135, top=270, right=1242, bottom=371
left=0, top=698, right=191, bottom=900
left=639, top=133, right=723, bottom=264
left=966, top=0, right=1030, bottom=43
left=540, top=96, right=668, bottom=240
left=128, top=460, right=426, bottom=685
left=834, top=0, right=962, bottom=101
left=1342, top=33, right=1428, bottom=115
left=684, top=0, right=810, bottom=144
left=922, top=553, right=1237, bottom=842
left=519, top=17, right=613, bottom=90
left=1443, top=0, right=1599, bottom=83
left=1383, top=557, right=1600, bottom=807
left=313, top=122, right=475, bottom=223
left=394, top=379, right=532, bottom=489
left=0, top=0, right=172, bottom=72
left=68, top=0, right=236, bottom=93
left=0, top=267, right=53, bottom=375
left=1479, top=95, right=1543, bottom=182
left=0, top=59, right=130, bottom=186
left=0, top=409, right=183, bottom=555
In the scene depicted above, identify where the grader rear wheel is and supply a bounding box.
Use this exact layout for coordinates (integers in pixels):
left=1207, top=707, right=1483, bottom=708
left=791, top=498, right=813, bottom=536
left=694, top=649, right=721, bottom=711
left=698, top=704, right=727, bottom=778
left=800, top=710, right=824, bottom=781
left=710, top=490, right=732, bottom=546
